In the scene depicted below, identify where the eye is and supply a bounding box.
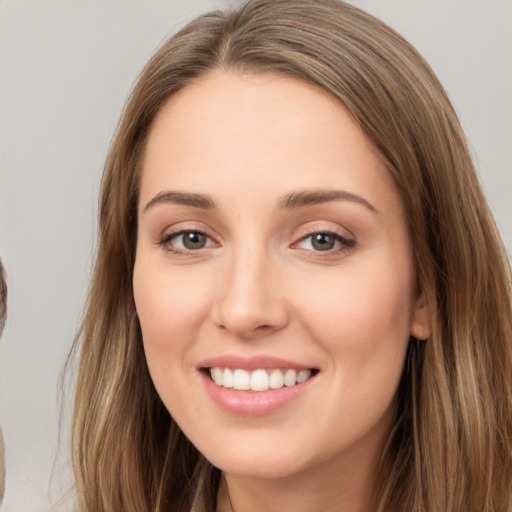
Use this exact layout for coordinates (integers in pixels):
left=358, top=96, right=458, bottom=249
left=160, top=230, right=214, bottom=252
left=296, top=232, right=355, bottom=252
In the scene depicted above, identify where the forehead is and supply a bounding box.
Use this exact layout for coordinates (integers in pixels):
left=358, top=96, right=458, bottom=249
left=147, top=70, right=366, bottom=146
left=139, top=69, right=400, bottom=216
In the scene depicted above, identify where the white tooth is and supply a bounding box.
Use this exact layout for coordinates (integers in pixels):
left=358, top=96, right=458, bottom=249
left=211, top=367, right=223, bottom=386
left=233, top=369, right=251, bottom=390
left=284, top=369, right=297, bottom=387
left=297, top=369, right=311, bottom=383
left=251, top=369, right=269, bottom=391
left=223, top=368, right=234, bottom=388
left=269, top=369, right=284, bottom=389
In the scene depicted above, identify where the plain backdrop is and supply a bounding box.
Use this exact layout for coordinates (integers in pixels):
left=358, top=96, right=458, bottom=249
left=0, top=1, right=511, bottom=511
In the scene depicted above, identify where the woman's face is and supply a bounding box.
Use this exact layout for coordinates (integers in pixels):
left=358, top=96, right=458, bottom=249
left=133, top=70, right=429, bottom=481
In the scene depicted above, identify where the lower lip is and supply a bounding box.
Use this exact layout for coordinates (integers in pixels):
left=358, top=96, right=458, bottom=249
left=201, top=371, right=315, bottom=416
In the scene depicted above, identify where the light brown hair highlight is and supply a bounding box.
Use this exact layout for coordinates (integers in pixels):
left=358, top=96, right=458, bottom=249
left=69, top=1, right=512, bottom=511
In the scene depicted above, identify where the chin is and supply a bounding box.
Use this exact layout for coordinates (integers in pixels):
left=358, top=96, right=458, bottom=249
left=195, top=433, right=317, bottom=479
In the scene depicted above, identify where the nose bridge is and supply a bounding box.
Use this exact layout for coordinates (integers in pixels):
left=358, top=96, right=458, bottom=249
left=215, top=237, right=287, bottom=337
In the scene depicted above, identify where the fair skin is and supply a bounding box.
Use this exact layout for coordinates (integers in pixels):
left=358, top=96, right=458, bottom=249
left=133, top=70, right=430, bottom=512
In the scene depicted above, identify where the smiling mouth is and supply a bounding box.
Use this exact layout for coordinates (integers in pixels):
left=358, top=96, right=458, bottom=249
left=207, top=367, right=318, bottom=392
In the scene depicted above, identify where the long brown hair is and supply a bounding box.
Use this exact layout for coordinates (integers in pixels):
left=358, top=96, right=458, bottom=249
left=70, top=1, right=512, bottom=510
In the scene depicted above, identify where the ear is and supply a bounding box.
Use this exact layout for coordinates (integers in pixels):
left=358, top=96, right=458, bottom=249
left=410, top=289, right=432, bottom=340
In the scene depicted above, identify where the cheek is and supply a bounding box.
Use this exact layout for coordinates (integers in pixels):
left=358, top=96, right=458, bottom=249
left=132, top=257, right=217, bottom=423
left=132, top=256, right=211, bottom=373
left=292, top=258, right=414, bottom=377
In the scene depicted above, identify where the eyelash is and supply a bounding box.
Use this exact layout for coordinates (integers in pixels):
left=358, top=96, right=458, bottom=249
left=293, top=231, right=356, bottom=255
left=158, top=229, right=356, bottom=256
left=158, top=230, right=215, bottom=255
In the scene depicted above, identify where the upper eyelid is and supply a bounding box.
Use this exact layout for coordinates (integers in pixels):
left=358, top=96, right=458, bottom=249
left=292, top=222, right=355, bottom=241
left=158, top=222, right=215, bottom=238
left=160, top=228, right=214, bottom=242
left=293, top=232, right=355, bottom=247
left=155, top=226, right=218, bottom=250
left=296, top=229, right=352, bottom=241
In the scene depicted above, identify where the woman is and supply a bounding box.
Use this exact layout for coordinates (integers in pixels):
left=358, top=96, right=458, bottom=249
left=70, top=0, right=512, bottom=510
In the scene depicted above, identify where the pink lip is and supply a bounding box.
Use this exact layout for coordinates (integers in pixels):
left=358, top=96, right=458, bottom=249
left=201, top=373, right=315, bottom=416
left=198, top=354, right=314, bottom=371
left=197, top=355, right=318, bottom=416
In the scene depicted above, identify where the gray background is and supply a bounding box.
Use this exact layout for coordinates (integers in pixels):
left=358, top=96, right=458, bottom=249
left=0, top=1, right=510, bottom=511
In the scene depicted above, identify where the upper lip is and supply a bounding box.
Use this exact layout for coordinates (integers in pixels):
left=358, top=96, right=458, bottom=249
left=198, top=354, right=316, bottom=371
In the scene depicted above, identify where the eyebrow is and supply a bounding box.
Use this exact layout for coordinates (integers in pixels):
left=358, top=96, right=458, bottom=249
left=143, top=188, right=377, bottom=214
left=144, top=191, right=216, bottom=212
left=278, top=190, right=378, bottom=213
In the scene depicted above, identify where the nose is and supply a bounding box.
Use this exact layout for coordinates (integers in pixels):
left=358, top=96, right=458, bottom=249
left=212, top=247, right=289, bottom=339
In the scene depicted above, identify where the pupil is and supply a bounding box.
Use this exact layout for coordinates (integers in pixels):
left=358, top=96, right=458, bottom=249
left=312, top=233, right=335, bottom=251
left=183, top=232, right=206, bottom=249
